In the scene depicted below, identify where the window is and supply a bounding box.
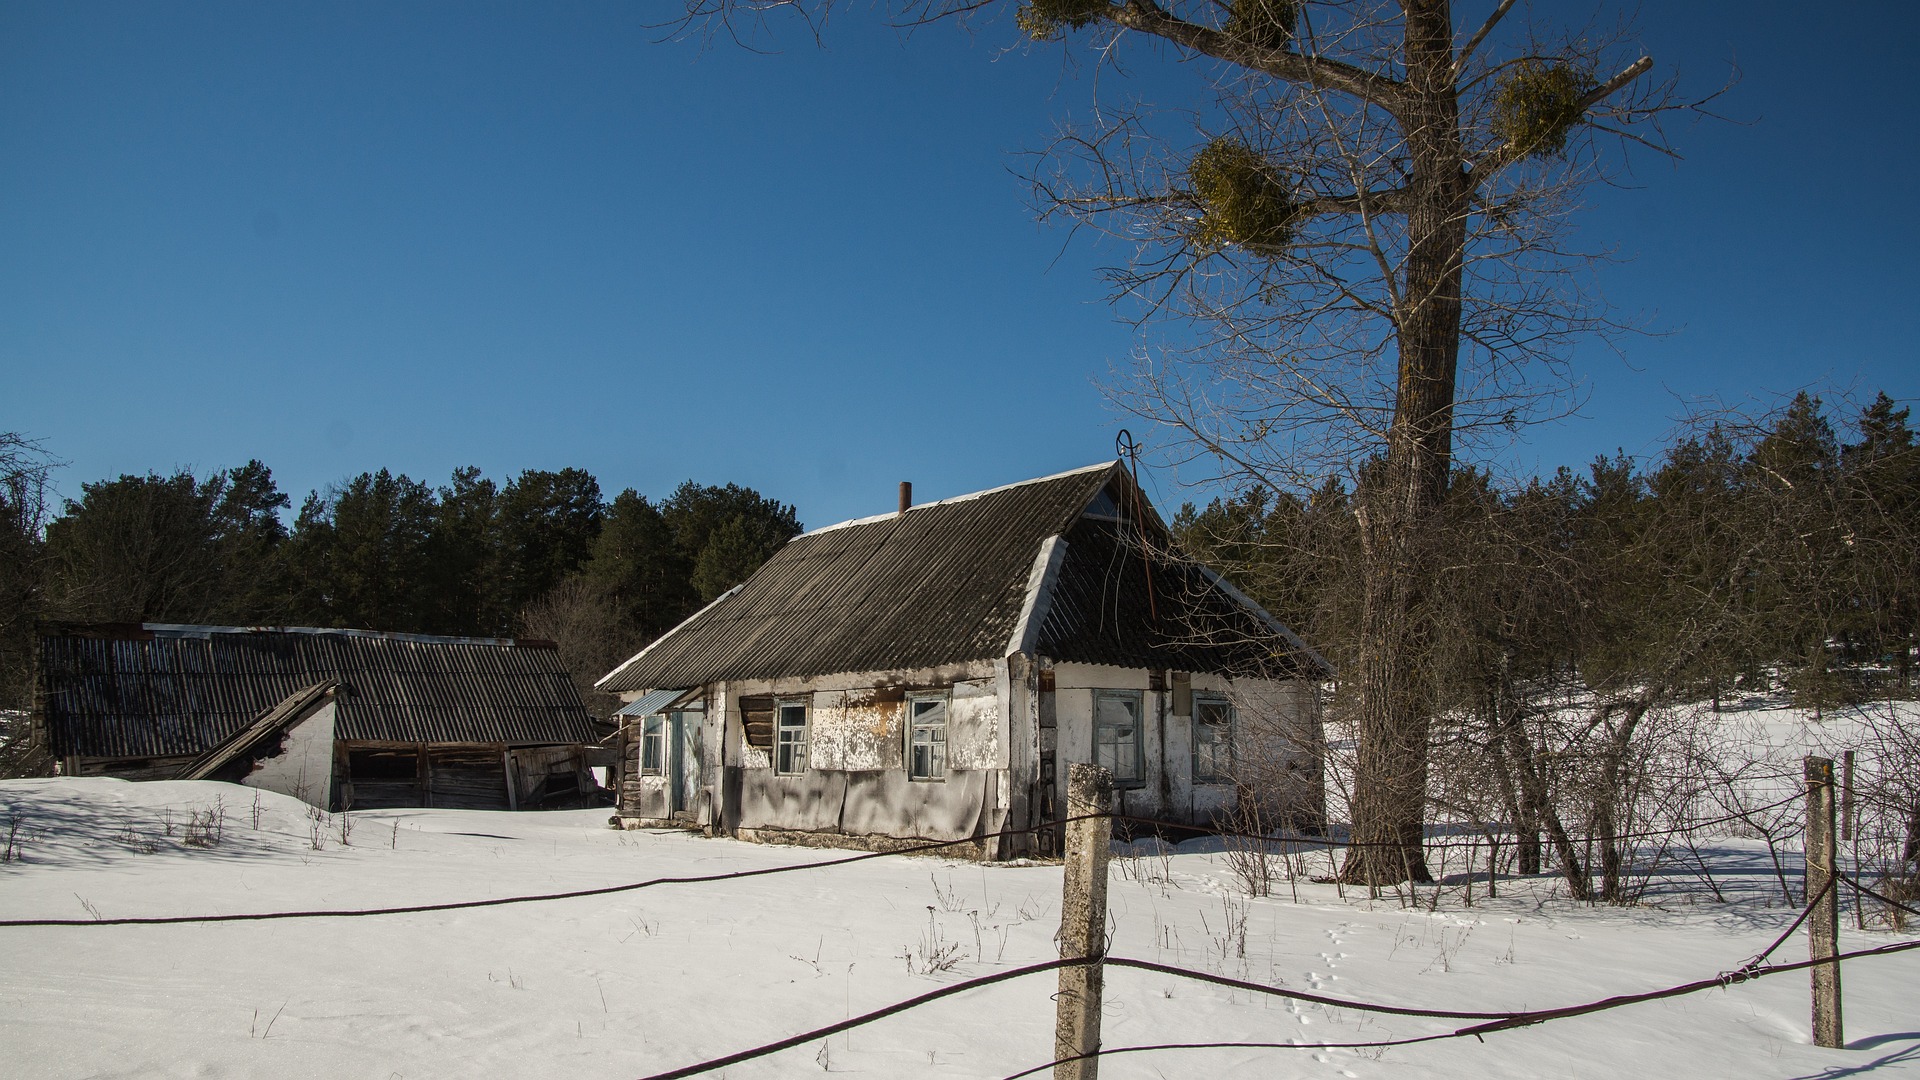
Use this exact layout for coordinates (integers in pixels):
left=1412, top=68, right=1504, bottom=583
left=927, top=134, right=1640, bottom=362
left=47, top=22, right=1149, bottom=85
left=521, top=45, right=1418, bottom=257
left=1094, top=690, right=1144, bottom=784
left=774, top=698, right=809, bottom=775
left=1192, top=694, right=1233, bottom=784
left=907, top=694, right=948, bottom=781
left=639, top=715, right=667, bottom=776
left=1082, top=486, right=1123, bottom=520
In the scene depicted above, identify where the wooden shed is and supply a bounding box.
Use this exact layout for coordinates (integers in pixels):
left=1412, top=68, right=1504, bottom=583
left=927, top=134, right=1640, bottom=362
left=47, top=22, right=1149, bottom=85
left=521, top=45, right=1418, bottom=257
left=32, top=623, right=602, bottom=811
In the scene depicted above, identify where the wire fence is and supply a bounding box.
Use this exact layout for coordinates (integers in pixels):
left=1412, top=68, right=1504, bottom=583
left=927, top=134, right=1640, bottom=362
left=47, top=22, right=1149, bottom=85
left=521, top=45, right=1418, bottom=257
left=1106, top=787, right=1809, bottom=853
left=636, top=867, right=1920, bottom=1080
left=4, top=791, right=1915, bottom=1079
left=0, top=790, right=1812, bottom=928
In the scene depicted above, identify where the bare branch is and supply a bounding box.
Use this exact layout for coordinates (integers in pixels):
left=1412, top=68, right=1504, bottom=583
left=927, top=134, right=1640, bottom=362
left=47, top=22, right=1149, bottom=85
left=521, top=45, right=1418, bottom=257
left=1453, top=0, right=1516, bottom=78
left=1102, top=0, right=1407, bottom=118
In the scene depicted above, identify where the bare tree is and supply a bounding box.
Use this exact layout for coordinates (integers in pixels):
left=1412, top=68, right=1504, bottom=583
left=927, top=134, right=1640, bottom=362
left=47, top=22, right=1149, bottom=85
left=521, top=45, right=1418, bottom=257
left=680, top=0, right=1701, bottom=883
left=520, top=576, right=644, bottom=719
left=0, top=434, right=57, bottom=770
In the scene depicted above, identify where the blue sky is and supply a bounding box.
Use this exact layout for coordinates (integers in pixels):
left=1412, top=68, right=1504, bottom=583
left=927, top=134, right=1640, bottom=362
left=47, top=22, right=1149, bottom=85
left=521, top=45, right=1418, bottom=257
left=3, top=1, right=1915, bottom=529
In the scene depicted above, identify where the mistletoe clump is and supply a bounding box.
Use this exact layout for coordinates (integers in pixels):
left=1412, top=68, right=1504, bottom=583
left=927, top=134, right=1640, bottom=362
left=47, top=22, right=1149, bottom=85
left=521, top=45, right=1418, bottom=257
left=1188, top=136, right=1297, bottom=256
left=1225, top=0, right=1298, bottom=52
left=1015, top=0, right=1109, bottom=40
left=1492, top=60, right=1595, bottom=158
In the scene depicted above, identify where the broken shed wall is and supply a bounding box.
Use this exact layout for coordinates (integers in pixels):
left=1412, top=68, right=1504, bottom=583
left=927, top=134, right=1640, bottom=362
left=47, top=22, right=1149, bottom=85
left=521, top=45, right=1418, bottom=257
left=241, top=701, right=336, bottom=807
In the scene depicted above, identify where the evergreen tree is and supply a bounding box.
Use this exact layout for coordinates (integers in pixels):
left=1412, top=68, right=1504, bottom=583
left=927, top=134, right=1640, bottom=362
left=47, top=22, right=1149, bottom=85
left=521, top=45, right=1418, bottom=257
left=0, top=434, right=54, bottom=713
left=1842, top=393, right=1920, bottom=684
left=582, top=489, right=695, bottom=640
left=1745, top=394, right=1854, bottom=707
left=204, top=460, right=292, bottom=624
left=424, top=467, right=503, bottom=635
left=285, top=470, right=438, bottom=632
left=43, top=471, right=223, bottom=623
left=659, top=482, right=801, bottom=602
left=496, top=468, right=604, bottom=619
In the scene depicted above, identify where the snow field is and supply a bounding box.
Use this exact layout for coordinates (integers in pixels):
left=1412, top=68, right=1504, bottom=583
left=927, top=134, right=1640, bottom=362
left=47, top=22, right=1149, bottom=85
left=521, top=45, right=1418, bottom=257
left=0, top=776, right=1917, bottom=1079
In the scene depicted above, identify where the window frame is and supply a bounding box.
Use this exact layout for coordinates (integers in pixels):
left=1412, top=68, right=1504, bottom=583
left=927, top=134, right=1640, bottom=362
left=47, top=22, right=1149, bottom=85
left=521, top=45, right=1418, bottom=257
left=774, top=697, right=810, bottom=776
left=906, top=692, right=949, bottom=782
left=1191, top=693, right=1234, bottom=785
left=639, top=714, right=667, bottom=777
left=1093, top=689, right=1145, bottom=786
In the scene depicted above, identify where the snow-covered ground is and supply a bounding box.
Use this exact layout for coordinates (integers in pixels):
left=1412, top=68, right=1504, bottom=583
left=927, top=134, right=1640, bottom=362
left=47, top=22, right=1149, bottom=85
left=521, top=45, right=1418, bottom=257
left=2, top=771, right=1917, bottom=1080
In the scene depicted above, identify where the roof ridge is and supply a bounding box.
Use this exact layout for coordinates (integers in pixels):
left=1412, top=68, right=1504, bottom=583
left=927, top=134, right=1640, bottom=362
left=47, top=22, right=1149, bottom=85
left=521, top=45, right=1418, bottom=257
left=73, top=623, right=531, bottom=648
left=798, top=461, right=1117, bottom=538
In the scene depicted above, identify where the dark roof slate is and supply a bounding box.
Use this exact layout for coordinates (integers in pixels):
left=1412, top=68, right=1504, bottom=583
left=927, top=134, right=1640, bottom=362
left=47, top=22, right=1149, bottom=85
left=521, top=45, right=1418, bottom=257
left=600, top=465, right=1115, bottom=690
left=1039, top=517, right=1320, bottom=678
left=37, top=625, right=596, bottom=759
left=600, top=463, right=1325, bottom=691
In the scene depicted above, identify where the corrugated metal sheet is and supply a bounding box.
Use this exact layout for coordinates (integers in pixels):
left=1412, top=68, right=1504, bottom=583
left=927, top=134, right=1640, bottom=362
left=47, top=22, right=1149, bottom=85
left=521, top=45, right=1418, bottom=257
left=1038, top=517, right=1321, bottom=678
left=600, top=465, right=1118, bottom=691
left=600, top=462, right=1323, bottom=691
left=38, top=626, right=597, bottom=759
left=616, top=688, right=692, bottom=717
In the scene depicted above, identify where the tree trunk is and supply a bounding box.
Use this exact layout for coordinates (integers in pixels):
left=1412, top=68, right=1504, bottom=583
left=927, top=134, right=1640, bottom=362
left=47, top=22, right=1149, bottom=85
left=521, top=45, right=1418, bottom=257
left=1339, top=0, right=1464, bottom=886
left=1492, top=688, right=1545, bottom=876
left=1596, top=699, right=1649, bottom=903
left=1543, top=803, right=1590, bottom=901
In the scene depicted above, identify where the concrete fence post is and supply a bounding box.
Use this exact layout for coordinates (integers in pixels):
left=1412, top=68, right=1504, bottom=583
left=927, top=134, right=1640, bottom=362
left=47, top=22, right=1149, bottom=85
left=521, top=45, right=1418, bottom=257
left=1055, top=763, right=1113, bottom=1080
left=1805, top=755, right=1844, bottom=1049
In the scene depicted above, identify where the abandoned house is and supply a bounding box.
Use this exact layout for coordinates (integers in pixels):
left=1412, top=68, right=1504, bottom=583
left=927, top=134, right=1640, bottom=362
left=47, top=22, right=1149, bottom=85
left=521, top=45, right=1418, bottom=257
left=597, top=461, right=1330, bottom=859
left=33, top=623, right=602, bottom=811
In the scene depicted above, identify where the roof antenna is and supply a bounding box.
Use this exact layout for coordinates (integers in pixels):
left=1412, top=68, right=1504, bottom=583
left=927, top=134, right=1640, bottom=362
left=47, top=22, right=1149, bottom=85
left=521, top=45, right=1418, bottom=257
left=1115, top=429, right=1157, bottom=624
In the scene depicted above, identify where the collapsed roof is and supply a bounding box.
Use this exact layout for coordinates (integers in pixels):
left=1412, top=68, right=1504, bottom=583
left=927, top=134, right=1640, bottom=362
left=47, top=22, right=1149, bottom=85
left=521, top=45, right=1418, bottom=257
left=37, top=624, right=597, bottom=759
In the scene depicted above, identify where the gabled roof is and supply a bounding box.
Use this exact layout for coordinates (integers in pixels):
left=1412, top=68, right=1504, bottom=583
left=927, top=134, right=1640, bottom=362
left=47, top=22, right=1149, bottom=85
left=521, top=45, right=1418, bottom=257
left=36, top=624, right=597, bottom=759
left=598, top=463, right=1326, bottom=692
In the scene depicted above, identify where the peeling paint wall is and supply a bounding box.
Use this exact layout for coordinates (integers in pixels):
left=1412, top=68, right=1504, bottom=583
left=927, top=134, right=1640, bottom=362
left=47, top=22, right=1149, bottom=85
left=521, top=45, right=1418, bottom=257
left=614, top=705, right=710, bottom=825
left=618, top=726, right=672, bottom=821
left=711, top=662, right=1005, bottom=846
left=810, top=688, right=904, bottom=771
left=618, top=658, right=1320, bottom=848
left=1050, top=663, right=1322, bottom=827
left=243, top=701, right=335, bottom=807
left=946, top=679, right=1004, bottom=771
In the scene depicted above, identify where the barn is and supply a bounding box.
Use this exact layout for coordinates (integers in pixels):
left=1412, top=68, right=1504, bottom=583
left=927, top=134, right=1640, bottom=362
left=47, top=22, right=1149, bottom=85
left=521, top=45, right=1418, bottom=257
left=597, top=461, right=1331, bottom=859
left=32, top=623, right=602, bottom=811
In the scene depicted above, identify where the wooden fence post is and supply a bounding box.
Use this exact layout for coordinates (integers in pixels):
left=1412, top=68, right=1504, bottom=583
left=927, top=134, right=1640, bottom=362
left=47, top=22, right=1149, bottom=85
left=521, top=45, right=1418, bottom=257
left=1805, top=755, right=1844, bottom=1049
left=1056, top=763, right=1113, bottom=1080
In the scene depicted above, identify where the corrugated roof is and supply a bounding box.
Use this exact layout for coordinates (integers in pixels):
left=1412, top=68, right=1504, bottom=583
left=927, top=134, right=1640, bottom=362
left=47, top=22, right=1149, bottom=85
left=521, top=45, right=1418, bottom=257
left=598, top=463, right=1325, bottom=691
left=37, top=625, right=597, bottom=759
left=616, top=688, right=693, bottom=717
left=1038, top=517, right=1324, bottom=678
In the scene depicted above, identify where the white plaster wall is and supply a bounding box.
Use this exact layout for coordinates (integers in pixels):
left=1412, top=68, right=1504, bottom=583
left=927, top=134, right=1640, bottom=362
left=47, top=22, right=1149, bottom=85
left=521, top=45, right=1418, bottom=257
left=713, top=663, right=1006, bottom=844
left=1048, top=664, right=1322, bottom=826
left=810, top=689, right=904, bottom=772
left=1052, top=664, right=1163, bottom=815
left=946, top=679, right=1004, bottom=771
left=243, top=701, right=335, bottom=808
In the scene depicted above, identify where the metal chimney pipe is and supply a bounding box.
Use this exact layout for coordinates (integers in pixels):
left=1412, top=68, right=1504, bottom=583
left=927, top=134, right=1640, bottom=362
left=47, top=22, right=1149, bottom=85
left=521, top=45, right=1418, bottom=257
left=899, top=481, right=912, bottom=514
